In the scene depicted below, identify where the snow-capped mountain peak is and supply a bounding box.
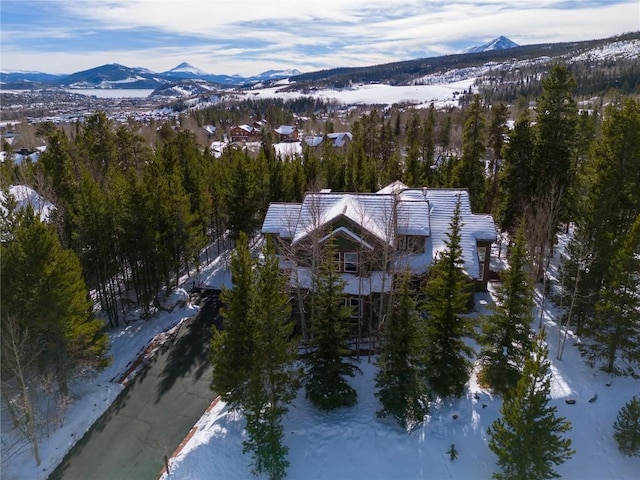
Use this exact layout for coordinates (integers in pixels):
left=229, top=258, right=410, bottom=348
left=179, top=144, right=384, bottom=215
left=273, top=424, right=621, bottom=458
left=166, top=62, right=209, bottom=76
left=463, top=36, right=519, bottom=54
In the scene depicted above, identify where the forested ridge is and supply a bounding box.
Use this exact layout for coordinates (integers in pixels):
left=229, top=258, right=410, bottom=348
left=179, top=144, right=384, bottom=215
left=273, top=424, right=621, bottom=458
left=287, top=31, right=640, bottom=93
left=2, top=61, right=639, bottom=474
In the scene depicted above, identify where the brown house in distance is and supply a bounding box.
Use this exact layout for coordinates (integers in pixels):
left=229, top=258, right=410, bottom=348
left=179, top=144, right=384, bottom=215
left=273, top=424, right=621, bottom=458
left=230, top=124, right=259, bottom=143
left=274, top=125, right=299, bottom=142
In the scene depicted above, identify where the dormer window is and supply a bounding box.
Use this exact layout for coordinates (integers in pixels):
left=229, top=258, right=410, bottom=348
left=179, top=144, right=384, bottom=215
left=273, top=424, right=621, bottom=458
left=343, top=252, right=358, bottom=273
left=397, top=235, right=425, bottom=253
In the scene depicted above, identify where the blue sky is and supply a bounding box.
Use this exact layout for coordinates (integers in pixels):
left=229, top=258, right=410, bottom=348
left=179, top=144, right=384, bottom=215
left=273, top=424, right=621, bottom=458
left=1, top=0, right=638, bottom=76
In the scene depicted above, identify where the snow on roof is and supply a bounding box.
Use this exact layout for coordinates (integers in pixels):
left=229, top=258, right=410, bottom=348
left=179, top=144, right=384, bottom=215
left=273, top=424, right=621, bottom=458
left=202, top=125, right=216, bottom=134
left=376, top=180, right=408, bottom=194
left=327, top=132, right=352, bottom=147
left=275, top=125, right=296, bottom=135
left=303, top=135, right=324, bottom=147
left=262, top=182, right=496, bottom=279
left=1, top=185, right=56, bottom=222
left=262, top=203, right=302, bottom=238
left=291, top=267, right=392, bottom=294
left=396, top=188, right=496, bottom=277
left=235, top=124, right=254, bottom=133
left=291, top=192, right=395, bottom=246
left=397, top=200, right=430, bottom=236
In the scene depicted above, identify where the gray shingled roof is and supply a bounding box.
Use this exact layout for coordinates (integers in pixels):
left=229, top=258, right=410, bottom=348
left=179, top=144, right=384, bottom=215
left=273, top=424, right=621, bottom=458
left=261, top=182, right=497, bottom=280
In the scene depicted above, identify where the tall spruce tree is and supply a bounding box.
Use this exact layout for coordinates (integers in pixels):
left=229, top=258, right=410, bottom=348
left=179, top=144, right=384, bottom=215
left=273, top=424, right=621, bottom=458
left=375, top=272, right=429, bottom=430
left=613, top=395, right=640, bottom=457
left=580, top=214, right=640, bottom=375
left=421, top=197, right=473, bottom=398
left=453, top=94, right=487, bottom=211
left=226, top=149, right=260, bottom=240
left=305, top=238, right=361, bottom=410
left=488, top=330, right=574, bottom=480
left=498, top=109, right=535, bottom=232
left=242, top=238, right=301, bottom=480
left=486, top=102, right=508, bottom=213
left=533, top=64, right=577, bottom=225
left=479, top=223, right=534, bottom=394
left=210, top=232, right=256, bottom=408
left=1, top=206, right=109, bottom=398
left=571, top=98, right=640, bottom=339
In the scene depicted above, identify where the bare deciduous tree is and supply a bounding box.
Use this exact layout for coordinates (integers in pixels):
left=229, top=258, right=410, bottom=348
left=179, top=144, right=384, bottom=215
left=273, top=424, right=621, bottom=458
left=1, top=316, right=41, bottom=466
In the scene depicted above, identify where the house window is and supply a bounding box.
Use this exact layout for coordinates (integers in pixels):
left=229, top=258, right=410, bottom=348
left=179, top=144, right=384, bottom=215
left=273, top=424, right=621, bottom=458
left=343, top=252, right=358, bottom=273
left=344, top=297, right=362, bottom=318
left=397, top=235, right=425, bottom=253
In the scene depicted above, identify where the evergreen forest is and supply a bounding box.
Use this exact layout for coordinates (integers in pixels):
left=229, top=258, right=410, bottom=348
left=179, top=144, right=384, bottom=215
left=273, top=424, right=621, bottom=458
left=2, top=60, right=639, bottom=477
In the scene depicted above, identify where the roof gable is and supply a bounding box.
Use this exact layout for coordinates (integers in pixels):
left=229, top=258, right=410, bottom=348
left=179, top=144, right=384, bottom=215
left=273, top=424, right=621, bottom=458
left=292, top=193, right=395, bottom=246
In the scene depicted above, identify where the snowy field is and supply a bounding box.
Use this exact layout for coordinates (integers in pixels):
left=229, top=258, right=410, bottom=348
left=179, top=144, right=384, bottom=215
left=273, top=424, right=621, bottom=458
left=245, top=79, right=475, bottom=108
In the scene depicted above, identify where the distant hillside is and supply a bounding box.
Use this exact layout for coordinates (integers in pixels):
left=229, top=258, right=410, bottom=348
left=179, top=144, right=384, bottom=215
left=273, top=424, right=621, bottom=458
left=288, top=32, right=640, bottom=92
left=0, top=70, right=64, bottom=84
left=58, top=63, right=166, bottom=89
left=2, top=63, right=305, bottom=90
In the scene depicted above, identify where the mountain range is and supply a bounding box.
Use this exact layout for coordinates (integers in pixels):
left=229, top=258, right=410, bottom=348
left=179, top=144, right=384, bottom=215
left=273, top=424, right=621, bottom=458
left=0, top=36, right=519, bottom=90
left=0, top=62, right=303, bottom=89
left=2, top=33, right=637, bottom=96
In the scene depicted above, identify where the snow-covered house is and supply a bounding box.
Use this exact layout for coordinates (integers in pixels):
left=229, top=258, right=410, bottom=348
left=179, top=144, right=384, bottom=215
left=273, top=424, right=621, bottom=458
left=261, top=181, right=496, bottom=323
left=327, top=131, right=352, bottom=150
left=0, top=185, right=56, bottom=222
left=303, top=132, right=353, bottom=151
left=202, top=125, right=217, bottom=137
left=274, top=125, right=299, bottom=142
left=229, top=124, right=258, bottom=143
left=303, top=135, right=324, bottom=149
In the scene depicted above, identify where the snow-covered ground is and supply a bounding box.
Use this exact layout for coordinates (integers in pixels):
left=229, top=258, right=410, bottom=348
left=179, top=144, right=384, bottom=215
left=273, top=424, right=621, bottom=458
left=3, top=232, right=639, bottom=479
left=161, top=233, right=640, bottom=479
left=246, top=79, right=475, bottom=109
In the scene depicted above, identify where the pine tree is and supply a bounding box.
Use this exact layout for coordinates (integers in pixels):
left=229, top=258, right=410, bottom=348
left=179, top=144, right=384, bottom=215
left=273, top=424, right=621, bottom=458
left=210, top=232, right=256, bottom=408
left=421, top=197, right=473, bottom=398
left=479, top=223, right=534, bottom=394
left=375, top=272, right=429, bottom=430
left=242, top=238, right=301, bottom=479
left=572, top=98, right=640, bottom=339
left=453, top=94, right=487, bottom=211
left=488, top=330, right=574, bottom=480
left=1, top=206, right=109, bottom=398
left=613, top=395, right=640, bottom=457
left=486, top=102, right=508, bottom=213
left=305, top=238, right=361, bottom=410
left=226, top=149, right=260, bottom=240
left=533, top=64, right=577, bottom=225
left=580, top=214, right=640, bottom=375
left=498, top=109, right=535, bottom=232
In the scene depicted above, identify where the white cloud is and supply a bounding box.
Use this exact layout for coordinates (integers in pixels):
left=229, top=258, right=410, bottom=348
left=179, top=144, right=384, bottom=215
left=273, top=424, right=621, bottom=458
left=1, top=0, right=637, bottom=75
